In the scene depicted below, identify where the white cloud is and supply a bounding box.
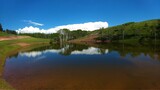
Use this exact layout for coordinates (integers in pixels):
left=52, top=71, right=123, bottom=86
left=71, top=47, right=109, bottom=55
left=20, top=51, right=42, bottom=58
left=16, top=21, right=108, bottom=34
left=16, top=26, right=46, bottom=33
left=19, top=49, right=61, bottom=58
left=24, top=20, right=44, bottom=26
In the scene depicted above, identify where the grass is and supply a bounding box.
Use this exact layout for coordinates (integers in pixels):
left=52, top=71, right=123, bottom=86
left=0, top=32, right=15, bottom=36
left=0, top=36, right=50, bottom=89
left=118, top=38, right=140, bottom=45
left=0, top=79, right=14, bottom=90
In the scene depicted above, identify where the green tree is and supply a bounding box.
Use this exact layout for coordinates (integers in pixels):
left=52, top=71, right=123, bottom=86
left=0, top=23, right=3, bottom=32
left=157, top=20, right=160, bottom=38
left=99, top=28, right=105, bottom=37
left=5, top=29, right=17, bottom=35
left=70, top=29, right=89, bottom=40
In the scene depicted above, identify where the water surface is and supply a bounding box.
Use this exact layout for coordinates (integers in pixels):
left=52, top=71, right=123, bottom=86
left=3, top=43, right=160, bottom=90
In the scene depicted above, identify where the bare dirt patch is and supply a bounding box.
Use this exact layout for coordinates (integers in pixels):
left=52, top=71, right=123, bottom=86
left=69, top=34, right=99, bottom=43
left=16, top=43, right=30, bottom=47
left=0, top=36, right=30, bottom=41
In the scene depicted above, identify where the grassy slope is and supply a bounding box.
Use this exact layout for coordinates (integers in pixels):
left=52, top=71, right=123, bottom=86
left=101, top=19, right=160, bottom=36
left=70, top=19, right=160, bottom=44
left=0, top=32, right=15, bottom=36
left=0, top=36, right=50, bottom=89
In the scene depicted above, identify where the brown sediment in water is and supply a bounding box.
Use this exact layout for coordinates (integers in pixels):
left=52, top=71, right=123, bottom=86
left=4, top=63, right=160, bottom=90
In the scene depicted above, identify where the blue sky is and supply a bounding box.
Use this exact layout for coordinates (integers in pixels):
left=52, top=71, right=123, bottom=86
left=0, top=0, right=160, bottom=31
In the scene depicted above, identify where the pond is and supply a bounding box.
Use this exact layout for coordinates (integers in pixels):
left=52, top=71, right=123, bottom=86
left=3, top=43, right=160, bottom=90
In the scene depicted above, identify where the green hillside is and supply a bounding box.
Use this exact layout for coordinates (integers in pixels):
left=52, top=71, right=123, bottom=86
left=90, top=19, right=160, bottom=44
left=0, top=32, right=15, bottom=36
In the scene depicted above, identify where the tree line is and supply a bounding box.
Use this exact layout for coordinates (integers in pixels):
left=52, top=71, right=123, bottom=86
left=0, top=23, right=17, bottom=35
left=19, top=29, right=90, bottom=44
left=0, top=23, right=90, bottom=40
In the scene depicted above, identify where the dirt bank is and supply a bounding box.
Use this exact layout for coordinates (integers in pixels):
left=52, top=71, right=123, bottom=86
left=0, top=36, right=30, bottom=41
left=69, top=34, right=99, bottom=43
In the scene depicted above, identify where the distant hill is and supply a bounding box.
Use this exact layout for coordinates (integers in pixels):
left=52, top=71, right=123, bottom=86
left=70, top=19, right=160, bottom=44
left=101, top=19, right=160, bottom=36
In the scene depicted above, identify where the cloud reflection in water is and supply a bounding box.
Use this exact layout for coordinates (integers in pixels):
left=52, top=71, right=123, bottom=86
left=19, top=47, right=109, bottom=58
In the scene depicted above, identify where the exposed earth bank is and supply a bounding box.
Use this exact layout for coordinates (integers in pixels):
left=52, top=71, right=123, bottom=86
left=0, top=36, right=29, bottom=41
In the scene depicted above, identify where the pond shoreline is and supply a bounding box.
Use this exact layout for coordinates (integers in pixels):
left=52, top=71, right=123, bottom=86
left=0, top=37, right=50, bottom=90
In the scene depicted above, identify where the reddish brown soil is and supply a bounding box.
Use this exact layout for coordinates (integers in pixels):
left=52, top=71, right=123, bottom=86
left=16, top=43, right=30, bottom=47
left=0, top=36, right=29, bottom=41
left=69, top=34, right=99, bottom=43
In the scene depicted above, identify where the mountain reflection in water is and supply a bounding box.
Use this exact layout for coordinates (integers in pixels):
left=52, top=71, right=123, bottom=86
left=3, top=43, right=160, bottom=90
